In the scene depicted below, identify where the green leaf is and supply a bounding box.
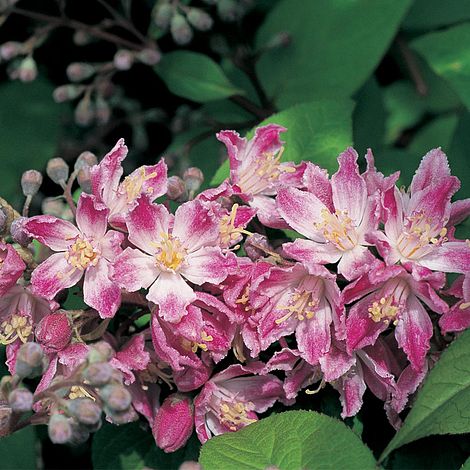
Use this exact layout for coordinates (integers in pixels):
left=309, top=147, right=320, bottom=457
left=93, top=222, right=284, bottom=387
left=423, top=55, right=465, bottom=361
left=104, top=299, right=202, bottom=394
left=199, top=411, right=376, bottom=470
left=92, top=422, right=200, bottom=470
left=155, top=51, right=243, bottom=103
left=0, top=79, right=62, bottom=206
left=403, top=0, right=470, bottom=31
left=0, top=427, right=37, bottom=470
left=210, top=99, right=354, bottom=185
left=463, top=456, right=470, bottom=470
left=380, top=328, right=470, bottom=461
left=255, top=0, right=412, bottom=109
left=412, top=24, right=470, bottom=111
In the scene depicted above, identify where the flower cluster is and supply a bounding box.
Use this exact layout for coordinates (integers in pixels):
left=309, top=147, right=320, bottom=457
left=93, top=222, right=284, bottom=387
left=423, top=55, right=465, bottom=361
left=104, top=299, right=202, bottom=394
left=0, top=124, right=469, bottom=451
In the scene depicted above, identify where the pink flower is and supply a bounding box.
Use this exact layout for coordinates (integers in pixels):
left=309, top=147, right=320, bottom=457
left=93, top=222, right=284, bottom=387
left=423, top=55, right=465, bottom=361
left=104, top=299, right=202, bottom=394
left=254, top=262, right=344, bottom=366
left=344, top=261, right=448, bottom=371
left=439, top=275, right=470, bottom=334
left=0, top=242, right=25, bottom=295
left=194, top=363, right=285, bottom=443
left=217, top=124, right=298, bottom=228
left=113, top=196, right=234, bottom=323
left=25, top=193, right=124, bottom=318
left=90, top=139, right=168, bottom=230
left=369, top=148, right=470, bottom=275
left=276, top=148, right=380, bottom=280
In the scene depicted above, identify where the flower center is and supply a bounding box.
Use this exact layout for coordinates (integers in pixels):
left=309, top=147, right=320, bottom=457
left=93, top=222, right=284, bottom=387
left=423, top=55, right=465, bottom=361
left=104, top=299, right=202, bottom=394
left=123, top=167, right=159, bottom=202
left=153, top=233, right=186, bottom=271
left=367, top=279, right=410, bottom=325
left=314, top=209, right=358, bottom=251
left=219, top=400, right=256, bottom=431
left=69, top=385, right=95, bottom=400
left=180, top=331, right=214, bottom=353
left=237, top=148, right=294, bottom=195
left=65, top=238, right=99, bottom=270
left=396, top=212, right=447, bottom=260
left=219, top=204, right=252, bottom=247
left=0, top=314, right=32, bottom=345
left=276, top=290, right=319, bottom=324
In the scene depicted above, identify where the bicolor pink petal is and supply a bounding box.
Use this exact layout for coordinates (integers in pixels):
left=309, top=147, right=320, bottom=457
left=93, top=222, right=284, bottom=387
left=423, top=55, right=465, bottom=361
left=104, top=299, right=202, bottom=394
left=319, top=341, right=355, bottom=382
left=302, top=162, right=333, bottom=210
left=148, top=272, right=195, bottom=323
left=391, top=362, right=427, bottom=414
left=182, top=247, right=231, bottom=285
left=83, top=258, right=121, bottom=318
left=112, top=247, right=158, bottom=291
left=127, top=197, right=171, bottom=253
left=439, top=301, right=470, bottom=334
left=90, top=138, right=127, bottom=204
left=283, top=238, right=341, bottom=266
left=126, top=159, right=168, bottom=201
left=250, top=195, right=288, bottom=229
left=410, top=148, right=451, bottom=193
left=100, top=230, right=124, bottom=261
left=336, top=369, right=366, bottom=418
left=75, top=193, right=109, bottom=238
left=24, top=216, right=79, bottom=251
left=331, top=147, right=367, bottom=224
left=0, top=244, right=25, bottom=295
left=449, top=198, right=470, bottom=227
left=337, top=245, right=376, bottom=281
left=395, top=296, right=433, bottom=371
left=419, top=241, right=470, bottom=274
left=31, top=253, right=83, bottom=299
left=173, top=199, right=219, bottom=251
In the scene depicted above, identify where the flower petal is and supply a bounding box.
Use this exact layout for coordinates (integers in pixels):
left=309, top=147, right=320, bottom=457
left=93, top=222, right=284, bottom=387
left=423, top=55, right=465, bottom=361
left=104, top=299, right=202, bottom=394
left=24, top=215, right=79, bottom=251
left=181, top=247, right=232, bottom=285
left=112, top=247, right=158, bottom=291
left=76, top=193, right=109, bottom=238
left=419, top=241, right=470, bottom=274
left=410, top=148, right=451, bottom=193
left=0, top=243, right=25, bottom=295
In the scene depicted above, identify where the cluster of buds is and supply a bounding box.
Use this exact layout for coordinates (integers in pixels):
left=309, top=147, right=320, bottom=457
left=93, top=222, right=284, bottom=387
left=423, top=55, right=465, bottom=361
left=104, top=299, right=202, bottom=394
left=0, top=123, right=469, bottom=452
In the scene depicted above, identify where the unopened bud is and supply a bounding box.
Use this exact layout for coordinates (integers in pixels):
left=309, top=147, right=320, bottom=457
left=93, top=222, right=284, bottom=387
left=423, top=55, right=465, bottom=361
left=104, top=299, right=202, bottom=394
left=67, top=398, right=102, bottom=426
left=187, top=8, right=213, bottom=31
left=0, top=41, right=23, bottom=60
left=48, top=414, right=73, bottom=444
left=10, top=217, right=32, bottom=247
left=106, top=405, right=138, bottom=425
left=83, top=362, right=113, bottom=387
left=113, top=50, right=134, bottom=71
left=265, top=32, right=291, bottom=50
left=153, top=394, right=194, bottom=453
left=15, top=342, right=47, bottom=379
left=53, top=84, right=85, bottom=103
left=179, top=462, right=202, bottom=470
left=244, top=233, right=272, bottom=261
left=68, top=423, right=90, bottom=445
left=8, top=388, right=33, bottom=413
left=136, top=48, right=161, bottom=66
left=154, top=3, right=173, bottom=29
left=75, top=96, right=94, bottom=126
left=75, top=151, right=97, bottom=172
left=100, top=384, right=131, bottom=412
left=18, top=56, right=37, bottom=82
left=183, top=167, right=204, bottom=193
left=21, top=170, right=42, bottom=197
left=66, top=62, right=95, bottom=82
left=46, top=158, right=69, bottom=186
left=87, top=341, right=114, bottom=363
left=166, top=176, right=187, bottom=201
left=42, top=197, right=66, bottom=217
left=171, top=14, right=193, bottom=45
left=73, top=30, right=92, bottom=46
left=217, top=0, right=241, bottom=22
left=95, top=96, right=111, bottom=125
left=36, top=312, right=72, bottom=353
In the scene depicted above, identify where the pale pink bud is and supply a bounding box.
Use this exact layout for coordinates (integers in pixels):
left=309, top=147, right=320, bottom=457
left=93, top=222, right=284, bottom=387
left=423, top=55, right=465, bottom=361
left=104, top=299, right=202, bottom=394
left=179, top=462, right=202, bottom=470
left=10, top=217, right=32, bottom=247
left=46, top=157, right=69, bottom=186
left=42, top=197, right=67, bottom=217
left=75, top=96, right=94, bottom=126
left=0, top=41, right=23, bottom=60
left=8, top=388, right=33, bottom=413
left=187, top=8, right=213, bottom=31
left=67, top=398, right=102, bottom=426
left=48, top=414, right=73, bottom=444
left=166, top=176, right=187, bottom=201
left=15, top=342, right=48, bottom=379
left=83, top=362, right=113, bottom=387
left=21, top=170, right=42, bottom=197
left=183, top=167, right=204, bottom=193
left=100, top=385, right=132, bottom=412
left=136, top=48, right=161, bottom=66
left=53, top=84, right=85, bottom=103
left=95, top=96, right=111, bottom=124
left=66, top=62, right=96, bottom=82
left=18, top=56, right=37, bottom=82
left=36, top=312, right=72, bottom=354
left=153, top=394, right=194, bottom=453
left=113, top=50, right=134, bottom=71
left=74, top=151, right=97, bottom=172
left=87, top=341, right=114, bottom=363
left=171, top=14, right=193, bottom=45
left=154, top=3, right=173, bottom=29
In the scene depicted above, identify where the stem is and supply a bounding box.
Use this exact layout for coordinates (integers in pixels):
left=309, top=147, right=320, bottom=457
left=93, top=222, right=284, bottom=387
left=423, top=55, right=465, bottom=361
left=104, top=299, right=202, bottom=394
left=396, top=35, right=428, bottom=96
left=63, top=170, right=77, bottom=217
left=230, top=95, right=272, bottom=120
left=10, top=7, right=145, bottom=51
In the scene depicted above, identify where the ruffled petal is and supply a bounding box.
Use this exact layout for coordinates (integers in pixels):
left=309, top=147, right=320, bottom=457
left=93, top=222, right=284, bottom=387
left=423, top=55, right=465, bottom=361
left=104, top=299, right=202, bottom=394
left=181, top=247, right=232, bottom=285
left=112, top=247, right=158, bottom=291
left=76, top=193, right=109, bottom=238
left=24, top=216, right=79, bottom=251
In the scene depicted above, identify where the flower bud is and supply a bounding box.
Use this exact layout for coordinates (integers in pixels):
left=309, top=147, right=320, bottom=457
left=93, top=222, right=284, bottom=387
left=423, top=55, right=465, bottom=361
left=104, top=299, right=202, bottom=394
left=179, top=462, right=202, bottom=470
left=171, top=14, right=193, bottom=45
left=68, top=423, right=90, bottom=445
left=75, top=96, right=94, bottom=126
left=66, top=62, right=96, bottom=82
left=83, top=362, right=113, bottom=387
left=36, top=312, right=72, bottom=354
left=153, top=394, right=194, bottom=453
left=95, top=96, right=111, bottom=125
left=166, top=176, right=187, bottom=201
left=154, top=3, right=173, bottom=29
left=18, top=56, right=37, bottom=82
left=8, top=388, right=33, bottom=413
left=183, top=167, right=204, bottom=193
left=87, top=341, right=114, bottom=363
left=136, top=48, right=161, bottom=66
left=75, top=151, right=97, bottom=172
left=15, top=342, right=47, bottom=379
left=46, top=157, right=69, bottom=186
left=10, top=217, right=32, bottom=247
left=187, top=8, right=213, bottom=31
left=42, top=197, right=66, bottom=217
left=217, top=0, right=242, bottom=22
left=244, top=233, right=272, bottom=261
left=67, top=398, right=102, bottom=426
left=53, top=84, right=85, bottom=103
left=73, top=30, right=93, bottom=46
left=0, top=41, right=23, bottom=60
left=106, top=405, right=138, bottom=425
left=113, top=50, right=134, bottom=71
left=48, top=414, right=73, bottom=444
left=100, top=384, right=132, bottom=412
left=21, top=170, right=43, bottom=197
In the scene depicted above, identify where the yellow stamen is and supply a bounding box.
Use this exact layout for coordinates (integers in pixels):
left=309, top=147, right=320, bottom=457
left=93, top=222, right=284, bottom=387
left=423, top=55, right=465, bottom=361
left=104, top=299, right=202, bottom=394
left=0, top=315, right=32, bottom=345
left=314, top=209, right=358, bottom=251
left=152, top=233, right=186, bottom=271
left=64, top=238, right=99, bottom=270
left=219, top=401, right=256, bottom=431
left=123, top=167, right=159, bottom=202
left=368, top=296, right=399, bottom=324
